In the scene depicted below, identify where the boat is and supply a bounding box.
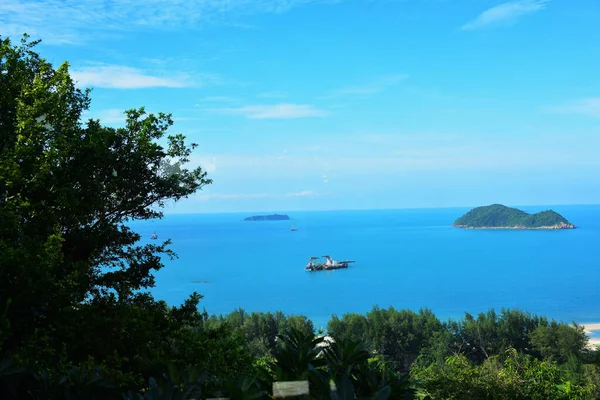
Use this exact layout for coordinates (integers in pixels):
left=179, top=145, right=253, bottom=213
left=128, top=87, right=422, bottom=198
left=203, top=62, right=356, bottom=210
left=291, top=227, right=298, bottom=231
left=151, top=232, right=158, bottom=240
left=305, top=255, right=355, bottom=271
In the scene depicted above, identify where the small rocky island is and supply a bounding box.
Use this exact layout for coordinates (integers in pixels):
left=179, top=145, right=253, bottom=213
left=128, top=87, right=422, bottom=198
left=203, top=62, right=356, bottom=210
left=454, top=204, right=575, bottom=229
left=244, top=214, right=290, bottom=221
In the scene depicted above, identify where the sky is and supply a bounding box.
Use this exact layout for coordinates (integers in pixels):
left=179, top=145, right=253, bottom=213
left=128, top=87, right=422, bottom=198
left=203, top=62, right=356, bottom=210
left=2, top=0, right=600, bottom=213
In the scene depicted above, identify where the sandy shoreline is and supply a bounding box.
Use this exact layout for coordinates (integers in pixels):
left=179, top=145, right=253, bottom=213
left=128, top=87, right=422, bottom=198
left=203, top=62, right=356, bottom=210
left=582, top=323, right=600, bottom=334
left=581, top=323, right=600, bottom=348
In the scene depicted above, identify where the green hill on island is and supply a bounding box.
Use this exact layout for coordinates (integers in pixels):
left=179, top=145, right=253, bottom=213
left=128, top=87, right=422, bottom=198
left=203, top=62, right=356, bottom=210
left=454, top=204, right=575, bottom=229
left=244, top=214, right=290, bottom=221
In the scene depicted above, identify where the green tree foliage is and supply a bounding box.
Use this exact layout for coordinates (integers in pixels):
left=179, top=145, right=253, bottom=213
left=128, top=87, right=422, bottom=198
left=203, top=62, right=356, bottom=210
left=0, top=34, right=253, bottom=390
left=324, top=338, right=412, bottom=400
left=419, top=309, right=588, bottom=366
left=205, top=309, right=315, bottom=358
left=530, top=322, right=588, bottom=363
left=412, top=348, right=595, bottom=400
left=328, top=313, right=370, bottom=344
left=436, top=309, right=547, bottom=363
left=328, top=307, right=443, bottom=370
left=261, top=328, right=415, bottom=400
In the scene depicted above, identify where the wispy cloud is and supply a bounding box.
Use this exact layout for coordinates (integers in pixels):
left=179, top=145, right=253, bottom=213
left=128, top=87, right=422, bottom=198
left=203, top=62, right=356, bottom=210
left=195, top=190, right=316, bottom=200
left=186, top=131, right=599, bottom=179
left=70, top=64, right=202, bottom=89
left=196, top=96, right=240, bottom=103
left=258, top=91, right=288, bottom=99
left=544, top=98, right=600, bottom=118
left=461, top=0, right=549, bottom=31
left=81, top=109, right=126, bottom=124
left=322, top=74, right=408, bottom=99
left=1, top=0, right=341, bottom=45
left=205, top=103, right=328, bottom=119
left=197, top=157, right=218, bottom=173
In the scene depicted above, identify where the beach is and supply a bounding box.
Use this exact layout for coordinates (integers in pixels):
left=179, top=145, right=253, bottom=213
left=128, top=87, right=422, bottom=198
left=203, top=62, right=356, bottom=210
left=582, top=323, right=600, bottom=348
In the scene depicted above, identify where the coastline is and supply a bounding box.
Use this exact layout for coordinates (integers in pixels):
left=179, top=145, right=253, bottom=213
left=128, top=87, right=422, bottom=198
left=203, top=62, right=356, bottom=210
left=582, top=323, right=600, bottom=348
left=454, top=225, right=576, bottom=230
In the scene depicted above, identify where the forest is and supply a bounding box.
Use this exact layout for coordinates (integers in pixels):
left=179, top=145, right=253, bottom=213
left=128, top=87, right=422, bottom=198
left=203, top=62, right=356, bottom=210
left=1, top=35, right=599, bottom=399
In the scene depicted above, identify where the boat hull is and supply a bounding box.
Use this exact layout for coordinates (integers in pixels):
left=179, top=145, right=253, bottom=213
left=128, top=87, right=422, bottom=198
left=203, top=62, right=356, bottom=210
left=305, top=261, right=354, bottom=272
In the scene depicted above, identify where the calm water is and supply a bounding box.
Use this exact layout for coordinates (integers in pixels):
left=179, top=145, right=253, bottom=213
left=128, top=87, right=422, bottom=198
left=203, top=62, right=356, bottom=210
left=132, top=205, right=600, bottom=331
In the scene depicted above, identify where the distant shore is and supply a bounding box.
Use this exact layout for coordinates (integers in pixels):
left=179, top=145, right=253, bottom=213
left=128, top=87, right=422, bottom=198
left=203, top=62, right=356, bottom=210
left=582, top=323, right=600, bottom=348
left=454, top=225, right=575, bottom=230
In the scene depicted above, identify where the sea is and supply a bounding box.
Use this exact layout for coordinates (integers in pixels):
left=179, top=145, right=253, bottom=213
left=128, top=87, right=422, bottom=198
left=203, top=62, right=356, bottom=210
left=131, top=205, right=600, bottom=334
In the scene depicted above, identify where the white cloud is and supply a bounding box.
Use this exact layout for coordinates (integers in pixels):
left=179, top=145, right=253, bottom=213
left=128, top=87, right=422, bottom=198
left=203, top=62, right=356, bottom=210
left=197, top=96, right=240, bottom=103
left=545, top=98, right=600, bottom=118
left=258, top=91, right=288, bottom=99
left=186, top=155, right=219, bottom=173
left=322, top=74, right=408, bottom=99
left=461, top=0, right=549, bottom=31
left=287, top=190, right=315, bottom=197
left=70, top=65, right=193, bottom=89
left=1, top=0, right=341, bottom=45
left=207, top=103, right=328, bottom=119
left=187, top=134, right=600, bottom=180
left=81, top=109, right=126, bottom=124
left=201, top=158, right=218, bottom=173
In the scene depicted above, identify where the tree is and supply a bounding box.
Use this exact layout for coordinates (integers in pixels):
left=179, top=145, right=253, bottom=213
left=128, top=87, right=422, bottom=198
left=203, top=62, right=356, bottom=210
left=436, top=308, right=548, bottom=364
left=204, top=309, right=315, bottom=358
left=0, top=34, right=211, bottom=386
left=269, top=328, right=328, bottom=396
left=530, top=322, right=588, bottom=364
left=328, top=313, right=369, bottom=345
left=412, top=348, right=595, bottom=400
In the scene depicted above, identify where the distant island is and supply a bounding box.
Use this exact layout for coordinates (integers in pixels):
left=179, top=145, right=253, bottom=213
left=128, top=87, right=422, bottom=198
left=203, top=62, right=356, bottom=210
left=244, top=214, right=290, bottom=221
left=453, top=204, right=575, bottom=230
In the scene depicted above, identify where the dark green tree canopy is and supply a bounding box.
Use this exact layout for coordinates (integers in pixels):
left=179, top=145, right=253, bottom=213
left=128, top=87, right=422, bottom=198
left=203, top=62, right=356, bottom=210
left=0, top=35, right=211, bottom=362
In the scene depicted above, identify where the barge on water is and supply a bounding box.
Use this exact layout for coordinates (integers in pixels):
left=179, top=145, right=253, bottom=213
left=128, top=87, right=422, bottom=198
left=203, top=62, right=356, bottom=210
left=305, top=255, right=355, bottom=271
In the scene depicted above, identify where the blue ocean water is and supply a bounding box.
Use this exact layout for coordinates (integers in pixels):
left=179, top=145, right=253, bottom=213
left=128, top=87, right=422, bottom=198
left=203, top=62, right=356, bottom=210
left=132, top=205, right=600, bottom=331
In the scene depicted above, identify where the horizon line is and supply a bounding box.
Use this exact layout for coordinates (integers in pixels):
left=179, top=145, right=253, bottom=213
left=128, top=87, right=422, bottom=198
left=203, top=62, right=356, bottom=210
left=158, top=202, right=600, bottom=216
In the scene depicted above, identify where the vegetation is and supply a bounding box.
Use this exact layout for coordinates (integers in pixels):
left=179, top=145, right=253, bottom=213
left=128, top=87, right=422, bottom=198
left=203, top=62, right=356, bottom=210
left=412, top=349, right=596, bottom=400
left=454, top=204, right=575, bottom=229
left=2, top=35, right=599, bottom=398
left=0, top=33, right=223, bottom=392
left=203, top=309, right=315, bottom=358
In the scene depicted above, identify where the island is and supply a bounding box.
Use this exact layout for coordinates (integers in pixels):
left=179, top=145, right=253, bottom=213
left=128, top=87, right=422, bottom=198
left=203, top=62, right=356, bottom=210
left=453, top=204, right=575, bottom=229
left=244, top=214, right=290, bottom=221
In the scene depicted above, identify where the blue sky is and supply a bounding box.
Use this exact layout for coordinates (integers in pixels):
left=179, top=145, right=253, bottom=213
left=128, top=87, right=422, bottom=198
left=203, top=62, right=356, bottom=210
left=3, top=0, right=600, bottom=213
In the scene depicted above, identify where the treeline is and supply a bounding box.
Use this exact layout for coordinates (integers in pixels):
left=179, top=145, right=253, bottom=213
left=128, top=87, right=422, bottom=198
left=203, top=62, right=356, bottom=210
left=203, top=307, right=600, bottom=398
left=203, top=309, right=315, bottom=357
left=3, top=304, right=599, bottom=398
left=326, top=307, right=600, bottom=398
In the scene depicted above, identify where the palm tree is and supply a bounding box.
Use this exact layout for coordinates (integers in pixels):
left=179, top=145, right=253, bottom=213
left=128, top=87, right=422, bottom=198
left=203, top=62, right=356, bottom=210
left=324, top=337, right=388, bottom=400
left=270, top=328, right=326, bottom=382
left=268, top=327, right=329, bottom=398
